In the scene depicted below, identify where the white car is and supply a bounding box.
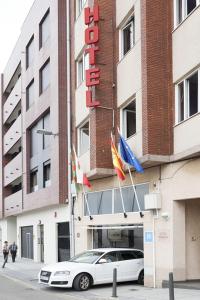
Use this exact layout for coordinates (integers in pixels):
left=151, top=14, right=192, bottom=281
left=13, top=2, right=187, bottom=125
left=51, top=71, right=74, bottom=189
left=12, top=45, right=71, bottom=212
left=38, top=248, right=144, bottom=291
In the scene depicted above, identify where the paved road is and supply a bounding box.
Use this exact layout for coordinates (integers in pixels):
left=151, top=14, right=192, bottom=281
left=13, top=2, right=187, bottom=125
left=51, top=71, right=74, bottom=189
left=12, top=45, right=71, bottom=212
left=1, top=273, right=200, bottom=300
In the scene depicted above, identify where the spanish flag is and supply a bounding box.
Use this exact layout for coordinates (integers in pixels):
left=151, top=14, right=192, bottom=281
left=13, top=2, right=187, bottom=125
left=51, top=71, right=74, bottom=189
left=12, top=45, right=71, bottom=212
left=111, top=133, right=125, bottom=181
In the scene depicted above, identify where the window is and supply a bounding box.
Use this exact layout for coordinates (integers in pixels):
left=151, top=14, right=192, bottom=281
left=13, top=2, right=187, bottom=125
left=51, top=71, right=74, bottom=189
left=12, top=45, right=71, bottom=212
left=43, top=113, right=50, bottom=149
left=78, top=121, right=89, bottom=155
left=175, top=0, right=200, bottom=26
left=118, top=251, right=137, bottom=261
left=26, top=36, right=34, bottom=69
left=77, top=0, right=86, bottom=15
left=85, top=183, right=149, bottom=216
left=39, top=9, right=50, bottom=48
left=43, top=160, right=51, bottom=188
left=176, top=70, right=199, bottom=124
left=39, top=59, right=50, bottom=94
left=121, top=16, right=135, bottom=57
left=26, top=80, right=34, bottom=109
left=77, top=57, right=84, bottom=86
left=77, top=53, right=89, bottom=87
left=30, top=123, right=38, bottom=157
left=101, top=252, right=118, bottom=263
left=30, top=168, right=38, bottom=192
left=122, top=100, right=136, bottom=139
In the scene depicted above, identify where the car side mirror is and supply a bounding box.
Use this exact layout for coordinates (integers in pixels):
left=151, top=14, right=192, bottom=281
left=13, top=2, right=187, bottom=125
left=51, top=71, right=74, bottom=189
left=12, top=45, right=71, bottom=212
left=98, top=258, right=107, bottom=264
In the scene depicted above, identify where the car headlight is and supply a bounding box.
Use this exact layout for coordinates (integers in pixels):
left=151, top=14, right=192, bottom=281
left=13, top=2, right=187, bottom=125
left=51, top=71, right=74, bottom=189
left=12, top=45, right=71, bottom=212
left=54, top=271, right=70, bottom=276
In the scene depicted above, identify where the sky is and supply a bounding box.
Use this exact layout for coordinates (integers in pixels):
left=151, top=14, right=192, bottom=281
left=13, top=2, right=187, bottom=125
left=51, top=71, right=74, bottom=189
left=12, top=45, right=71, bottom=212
left=0, top=0, right=34, bottom=73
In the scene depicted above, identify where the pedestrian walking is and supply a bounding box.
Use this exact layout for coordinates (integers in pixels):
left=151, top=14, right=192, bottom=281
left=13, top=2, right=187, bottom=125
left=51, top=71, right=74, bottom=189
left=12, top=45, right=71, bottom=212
left=9, top=242, right=18, bottom=263
left=2, top=241, right=9, bottom=268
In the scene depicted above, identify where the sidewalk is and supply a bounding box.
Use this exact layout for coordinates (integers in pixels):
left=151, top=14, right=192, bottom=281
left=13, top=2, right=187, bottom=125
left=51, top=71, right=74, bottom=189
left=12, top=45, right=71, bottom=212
left=0, top=255, right=200, bottom=300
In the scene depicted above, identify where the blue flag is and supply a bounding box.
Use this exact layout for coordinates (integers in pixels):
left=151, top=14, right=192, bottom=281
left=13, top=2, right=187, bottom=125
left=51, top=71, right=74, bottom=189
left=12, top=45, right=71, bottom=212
left=119, top=133, right=144, bottom=173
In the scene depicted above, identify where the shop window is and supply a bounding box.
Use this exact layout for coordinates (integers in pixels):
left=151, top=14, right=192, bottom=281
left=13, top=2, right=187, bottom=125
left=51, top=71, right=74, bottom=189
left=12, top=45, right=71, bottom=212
left=43, top=160, right=51, bottom=188
left=93, top=227, right=143, bottom=250
left=175, top=0, right=199, bottom=26
left=26, top=35, right=34, bottom=69
left=121, top=16, right=135, bottom=57
left=30, top=168, right=38, bottom=192
left=39, top=9, right=50, bottom=49
left=39, top=59, right=50, bottom=94
left=122, top=100, right=136, bottom=139
left=78, top=121, right=89, bottom=155
left=26, top=79, right=34, bottom=110
left=176, top=70, right=199, bottom=124
left=85, top=183, right=148, bottom=216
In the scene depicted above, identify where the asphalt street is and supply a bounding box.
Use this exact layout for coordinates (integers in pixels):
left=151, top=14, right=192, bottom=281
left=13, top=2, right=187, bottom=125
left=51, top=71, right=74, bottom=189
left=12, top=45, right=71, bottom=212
left=0, top=274, right=71, bottom=300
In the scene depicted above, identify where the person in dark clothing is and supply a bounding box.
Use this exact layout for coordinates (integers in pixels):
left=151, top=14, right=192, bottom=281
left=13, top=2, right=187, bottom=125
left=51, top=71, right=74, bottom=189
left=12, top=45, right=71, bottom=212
left=2, top=241, right=9, bottom=268
left=3, top=241, right=9, bottom=260
left=9, top=242, right=18, bottom=263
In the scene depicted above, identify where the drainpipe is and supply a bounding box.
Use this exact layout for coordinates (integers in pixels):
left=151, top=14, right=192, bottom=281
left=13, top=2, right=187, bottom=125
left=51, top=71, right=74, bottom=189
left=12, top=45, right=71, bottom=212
left=66, top=0, right=74, bottom=257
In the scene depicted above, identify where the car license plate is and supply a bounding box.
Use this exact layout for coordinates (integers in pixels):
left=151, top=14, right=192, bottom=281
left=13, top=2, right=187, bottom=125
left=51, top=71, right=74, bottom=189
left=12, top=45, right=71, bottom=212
left=40, top=275, right=49, bottom=281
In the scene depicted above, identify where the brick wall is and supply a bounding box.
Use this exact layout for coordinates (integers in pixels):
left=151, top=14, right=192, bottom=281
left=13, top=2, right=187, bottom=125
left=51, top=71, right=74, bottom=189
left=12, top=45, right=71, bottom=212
left=58, top=0, right=68, bottom=203
left=141, top=0, right=174, bottom=156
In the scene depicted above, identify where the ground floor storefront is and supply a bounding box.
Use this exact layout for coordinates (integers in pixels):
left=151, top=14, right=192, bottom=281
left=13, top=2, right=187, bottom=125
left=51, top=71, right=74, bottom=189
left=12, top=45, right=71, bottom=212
left=1, top=158, right=200, bottom=287
left=73, top=158, right=200, bottom=287
left=0, top=205, right=70, bottom=264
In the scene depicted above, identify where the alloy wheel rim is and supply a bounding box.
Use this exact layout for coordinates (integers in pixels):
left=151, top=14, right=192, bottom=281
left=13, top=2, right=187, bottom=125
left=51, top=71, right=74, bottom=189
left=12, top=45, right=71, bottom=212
left=80, top=275, right=89, bottom=289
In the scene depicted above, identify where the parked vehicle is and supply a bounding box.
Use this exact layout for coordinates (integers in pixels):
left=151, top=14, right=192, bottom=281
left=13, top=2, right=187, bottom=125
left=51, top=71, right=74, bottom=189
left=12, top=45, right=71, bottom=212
left=38, top=248, right=144, bottom=291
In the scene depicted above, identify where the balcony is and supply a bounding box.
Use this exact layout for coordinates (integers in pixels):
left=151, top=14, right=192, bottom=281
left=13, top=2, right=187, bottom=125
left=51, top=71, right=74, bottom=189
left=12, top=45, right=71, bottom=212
left=174, top=113, right=200, bottom=159
left=4, top=190, right=22, bottom=217
left=3, top=78, right=21, bottom=124
left=4, top=152, right=22, bottom=186
left=4, top=114, right=22, bottom=154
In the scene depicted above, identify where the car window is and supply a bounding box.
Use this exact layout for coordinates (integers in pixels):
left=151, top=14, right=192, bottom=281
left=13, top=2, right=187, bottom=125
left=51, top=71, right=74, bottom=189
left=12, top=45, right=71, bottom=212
left=100, top=251, right=118, bottom=263
left=134, top=250, right=144, bottom=259
left=69, top=251, right=104, bottom=264
left=118, top=250, right=137, bottom=261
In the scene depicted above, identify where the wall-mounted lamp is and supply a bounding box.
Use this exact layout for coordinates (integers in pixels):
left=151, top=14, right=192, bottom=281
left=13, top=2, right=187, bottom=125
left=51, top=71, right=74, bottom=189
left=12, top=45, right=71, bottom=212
left=36, top=129, right=58, bottom=137
left=161, top=212, right=169, bottom=221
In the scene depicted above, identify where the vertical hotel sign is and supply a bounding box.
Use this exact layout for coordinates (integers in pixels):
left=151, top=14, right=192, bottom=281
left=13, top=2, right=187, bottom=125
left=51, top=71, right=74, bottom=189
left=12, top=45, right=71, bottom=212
left=84, top=5, right=100, bottom=107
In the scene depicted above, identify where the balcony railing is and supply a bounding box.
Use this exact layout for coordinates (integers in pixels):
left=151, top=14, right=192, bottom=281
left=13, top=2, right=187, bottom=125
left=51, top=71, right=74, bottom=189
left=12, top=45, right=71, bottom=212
left=3, top=78, right=21, bottom=124
left=4, top=189, right=22, bottom=217
left=4, top=114, right=22, bottom=154
left=4, top=152, right=22, bottom=186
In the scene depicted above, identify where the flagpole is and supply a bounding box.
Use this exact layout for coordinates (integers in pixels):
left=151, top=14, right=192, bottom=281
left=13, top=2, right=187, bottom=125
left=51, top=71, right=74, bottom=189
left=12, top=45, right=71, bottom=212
left=117, top=177, right=127, bottom=218
left=74, top=182, right=81, bottom=221
left=82, top=184, right=93, bottom=220
left=128, top=166, right=144, bottom=218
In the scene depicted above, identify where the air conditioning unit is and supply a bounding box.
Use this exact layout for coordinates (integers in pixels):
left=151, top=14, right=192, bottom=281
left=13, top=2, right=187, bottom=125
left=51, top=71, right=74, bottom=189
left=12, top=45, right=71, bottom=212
left=144, top=193, right=161, bottom=210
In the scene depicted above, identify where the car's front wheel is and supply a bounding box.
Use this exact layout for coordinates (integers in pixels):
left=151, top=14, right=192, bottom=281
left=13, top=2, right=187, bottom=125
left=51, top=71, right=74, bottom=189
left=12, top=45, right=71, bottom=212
left=73, top=273, right=91, bottom=291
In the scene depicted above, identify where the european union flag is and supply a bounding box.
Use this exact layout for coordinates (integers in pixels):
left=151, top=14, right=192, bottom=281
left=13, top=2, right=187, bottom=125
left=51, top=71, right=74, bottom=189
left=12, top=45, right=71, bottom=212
left=119, top=133, right=144, bottom=173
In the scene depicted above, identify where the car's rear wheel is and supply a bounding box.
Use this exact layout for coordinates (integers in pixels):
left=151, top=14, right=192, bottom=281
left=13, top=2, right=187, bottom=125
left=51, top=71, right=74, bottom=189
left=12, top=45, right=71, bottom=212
left=73, top=273, right=91, bottom=291
left=138, top=269, right=144, bottom=285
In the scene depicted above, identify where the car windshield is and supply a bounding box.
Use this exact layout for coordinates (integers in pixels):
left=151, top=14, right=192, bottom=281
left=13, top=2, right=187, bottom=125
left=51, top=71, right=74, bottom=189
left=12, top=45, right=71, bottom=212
left=69, top=251, right=104, bottom=264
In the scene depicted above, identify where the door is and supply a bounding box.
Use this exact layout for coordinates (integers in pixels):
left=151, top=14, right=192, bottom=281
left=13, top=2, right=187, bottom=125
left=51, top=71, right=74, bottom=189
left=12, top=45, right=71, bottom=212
left=21, top=226, right=33, bottom=259
left=57, top=222, right=70, bottom=262
left=117, top=250, right=143, bottom=281
left=94, top=251, right=122, bottom=284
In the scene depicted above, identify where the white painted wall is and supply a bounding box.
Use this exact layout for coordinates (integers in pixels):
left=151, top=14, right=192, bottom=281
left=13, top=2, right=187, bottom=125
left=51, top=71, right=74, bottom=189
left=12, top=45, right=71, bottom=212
left=0, top=217, right=17, bottom=252
left=174, top=113, right=200, bottom=155
left=116, top=0, right=136, bottom=27
left=173, top=6, right=200, bottom=82
left=75, top=82, right=89, bottom=127
left=17, top=205, right=70, bottom=264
